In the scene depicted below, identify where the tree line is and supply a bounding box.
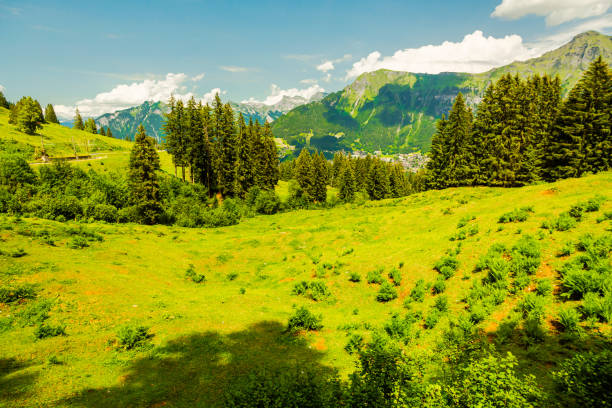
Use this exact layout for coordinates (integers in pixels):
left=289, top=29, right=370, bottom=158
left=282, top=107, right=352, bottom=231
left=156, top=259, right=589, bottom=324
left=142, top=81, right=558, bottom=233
left=163, top=94, right=279, bottom=197
left=427, top=56, right=611, bottom=188
left=72, top=109, right=113, bottom=137
left=280, top=149, right=423, bottom=203
left=4, top=94, right=59, bottom=134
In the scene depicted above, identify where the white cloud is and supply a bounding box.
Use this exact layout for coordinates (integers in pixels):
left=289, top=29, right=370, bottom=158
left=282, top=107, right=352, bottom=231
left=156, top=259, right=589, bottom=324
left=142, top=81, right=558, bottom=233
left=492, top=0, right=611, bottom=26
left=54, top=73, right=207, bottom=119
left=300, top=78, right=319, bottom=85
left=242, top=84, right=325, bottom=106
left=202, top=88, right=227, bottom=104
left=317, top=61, right=335, bottom=72
left=346, top=30, right=540, bottom=79
left=192, top=73, right=205, bottom=81
left=323, top=73, right=332, bottom=82
left=0, top=84, right=4, bottom=92
left=220, top=65, right=249, bottom=73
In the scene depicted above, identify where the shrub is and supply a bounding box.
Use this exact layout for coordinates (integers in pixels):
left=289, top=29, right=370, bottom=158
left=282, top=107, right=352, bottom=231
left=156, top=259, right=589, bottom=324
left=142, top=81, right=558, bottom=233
left=292, top=280, right=309, bottom=296
left=535, top=279, right=553, bottom=296
left=0, top=155, right=37, bottom=191
left=308, top=281, right=332, bottom=301
left=376, top=282, right=398, bottom=302
left=383, top=314, right=414, bottom=342
left=432, top=278, right=446, bottom=294
left=553, top=351, right=612, bottom=408
left=348, top=272, right=361, bottom=282
left=568, top=204, right=584, bottom=220
left=557, top=241, right=575, bottom=257
left=582, top=292, right=612, bottom=323
left=34, top=323, right=66, bottom=339
left=434, top=295, right=449, bottom=312
left=0, top=284, right=36, bottom=303
left=185, top=265, right=205, bottom=283
left=388, top=268, right=402, bottom=286
left=434, top=256, right=459, bottom=275
left=518, top=293, right=547, bottom=319
left=557, top=307, right=581, bottom=333
left=522, top=317, right=546, bottom=344
left=509, top=235, right=541, bottom=276
left=560, top=260, right=606, bottom=299
left=366, top=269, right=384, bottom=284
left=88, top=203, right=118, bottom=222
left=555, top=213, right=577, bottom=231
left=446, top=352, right=541, bottom=408
left=254, top=190, right=281, bottom=215
left=583, top=196, right=605, bottom=212
left=67, top=236, right=89, bottom=249
left=468, top=302, right=488, bottom=323
left=344, top=334, right=364, bottom=354
left=41, top=195, right=83, bottom=221
left=287, top=307, right=323, bottom=332
left=410, top=279, right=426, bottom=303
left=17, top=298, right=53, bottom=326
left=498, top=207, right=532, bottom=223
left=116, top=325, right=153, bottom=350
left=424, top=309, right=441, bottom=329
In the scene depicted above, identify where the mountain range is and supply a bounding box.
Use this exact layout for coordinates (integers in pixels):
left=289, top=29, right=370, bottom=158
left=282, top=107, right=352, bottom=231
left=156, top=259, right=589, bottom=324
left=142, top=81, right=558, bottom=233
left=94, top=92, right=326, bottom=142
left=91, top=31, right=611, bottom=152
left=272, top=31, right=612, bottom=154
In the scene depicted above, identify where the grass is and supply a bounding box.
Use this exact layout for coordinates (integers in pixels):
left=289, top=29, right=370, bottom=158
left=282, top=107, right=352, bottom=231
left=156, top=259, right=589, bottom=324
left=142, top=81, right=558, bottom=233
left=0, top=166, right=610, bottom=405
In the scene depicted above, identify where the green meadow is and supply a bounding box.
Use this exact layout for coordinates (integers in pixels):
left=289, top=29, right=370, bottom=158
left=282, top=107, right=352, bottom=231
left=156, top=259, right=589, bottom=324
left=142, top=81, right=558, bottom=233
left=1, top=168, right=610, bottom=407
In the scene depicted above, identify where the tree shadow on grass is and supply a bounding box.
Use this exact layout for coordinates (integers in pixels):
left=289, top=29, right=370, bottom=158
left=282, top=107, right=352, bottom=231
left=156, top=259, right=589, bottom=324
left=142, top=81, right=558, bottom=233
left=62, top=321, right=336, bottom=408
left=0, top=358, right=38, bottom=404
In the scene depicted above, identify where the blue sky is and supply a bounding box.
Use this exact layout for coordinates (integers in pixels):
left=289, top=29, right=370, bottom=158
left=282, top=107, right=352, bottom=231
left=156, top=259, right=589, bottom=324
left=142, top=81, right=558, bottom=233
left=1, top=0, right=611, bottom=118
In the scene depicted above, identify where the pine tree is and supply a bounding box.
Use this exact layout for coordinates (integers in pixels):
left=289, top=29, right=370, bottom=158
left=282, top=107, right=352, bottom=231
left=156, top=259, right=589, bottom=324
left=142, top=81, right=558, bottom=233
left=311, top=150, right=328, bottom=202
left=471, top=84, right=497, bottom=185
left=128, top=124, right=162, bottom=225
left=295, top=148, right=314, bottom=200
left=331, top=152, right=345, bottom=187
left=185, top=97, right=203, bottom=183
left=98, top=126, right=105, bottom=135
left=389, top=163, right=409, bottom=198
left=84, top=117, right=97, bottom=134
left=73, top=108, right=84, bottom=130
left=444, top=93, right=473, bottom=186
left=106, top=127, right=113, bottom=138
left=547, top=56, right=611, bottom=179
left=15, top=97, right=43, bottom=134
left=34, top=100, right=45, bottom=123
left=261, top=122, right=280, bottom=190
left=338, top=161, right=356, bottom=202
left=368, top=158, right=390, bottom=200
left=0, top=91, right=9, bottom=109
left=44, top=104, right=59, bottom=124
left=235, top=114, right=254, bottom=196
left=426, top=114, right=449, bottom=189
left=166, top=98, right=188, bottom=180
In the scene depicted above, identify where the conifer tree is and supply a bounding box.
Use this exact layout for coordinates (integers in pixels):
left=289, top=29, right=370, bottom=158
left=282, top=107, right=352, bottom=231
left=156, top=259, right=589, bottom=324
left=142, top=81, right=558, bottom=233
left=295, top=148, right=314, bottom=200
left=185, top=97, right=203, bottom=183
left=547, top=56, right=611, bottom=179
left=106, top=127, right=113, bottom=138
left=368, top=158, right=390, bottom=200
left=0, top=91, right=9, bottom=109
left=84, top=117, right=97, bottom=134
left=73, top=108, right=84, bottom=130
left=128, top=124, right=162, bottom=225
left=331, top=152, right=345, bottom=187
left=34, top=100, right=45, bottom=123
left=215, top=102, right=238, bottom=196
left=261, top=122, right=280, bottom=190
left=389, top=163, right=409, bottom=198
left=426, top=114, right=449, bottom=189
left=338, top=161, right=356, bottom=202
left=98, top=126, right=105, bottom=135
left=444, top=93, right=473, bottom=186
left=311, top=150, right=328, bottom=202
left=44, top=104, right=59, bottom=124
left=164, top=97, right=188, bottom=180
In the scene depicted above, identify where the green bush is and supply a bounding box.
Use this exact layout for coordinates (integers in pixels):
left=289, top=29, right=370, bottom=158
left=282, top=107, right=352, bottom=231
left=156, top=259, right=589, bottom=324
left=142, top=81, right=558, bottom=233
left=518, top=293, right=547, bottom=319
left=185, top=265, right=206, bottom=283
left=498, top=207, right=532, bottom=223
left=345, top=334, right=364, bottom=354
left=67, top=236, right=89, bottom=249
left=383, top=314, right=414, bottom=342
left=582, top=292, right=612, bottom=323
left=434, top=295, right=449, bottom=312
left=88, top=203, right=118, bottom=222
left=308, top=281, right=332, bottom=301
left=348, top=272, right=361, bottom=282
left=535, top=279, right=553, bottom=296
left=292, top=280, right=309, bottom=295
left=446, top=352, right=541, bottom=408
left=410, top=279, right=427, bottom=302
left=388, top=268, right=402, bottom=286
left=557, top=307, right=581, bottom=333
left=468, top=302, right=488, bottom=323
left=432, top=278, right=446, bottom=294
left=366, top=269, right=384, bottom=284
left=376, top=282, right=398, bottom=302
left=34, top=323, right=66, bottom=339
left=509, top=235, right=541, bottom=276
left=557, top=241, right=575, bottom=257
left=116, top=325, right=153, bottom=350
left=434, top=256, right=459, bottom=274
left=254, top=190, right=281, bottom=215
left=424, top=309, right=441, bottom=329
left=287, top=307, right=323, bottom=332
left=439, top=266, right=455, bottom=280
left=0, top=284, right=36, bottom=303
left=522, top=316, right=546, bottom=344
left=553, top=351, right=612, bottom=408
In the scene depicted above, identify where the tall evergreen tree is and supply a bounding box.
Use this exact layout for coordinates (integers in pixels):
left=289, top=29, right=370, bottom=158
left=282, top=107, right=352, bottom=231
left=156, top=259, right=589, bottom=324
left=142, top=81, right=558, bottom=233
left=106, top=127, right=113, bottom=138
left=295, top=148, right=314, bottom=200
left=164, top=97, right=188, bottom=180
left=547, top=56, right=611, bottom=179
left=311, top=150, right=328, bottom=202
left=367, top=158, right=390, bottom=200
left=235, top=114, right=254, bottom=196
left=128, top=124, right=162, bottom=225
left=444, top=93, right=473, bottom=186
left=216, top=102, right=238, bottom=196
left=185, top=97, right=203, bottom=183
left=260, top=122, right=280, bottom=190
left=84, top=117, right=97, bottom=134
left=98, top=126, right=105, bottom=135
left=0, top=91, right=9, bottom=109
left=388, top=163, right=409, bottom=198
left=73, top=108, right=84, bottom=130
left=44, top=104, right=59, bottom=124
left=426, top=114, right=449, bottom=189
left=338, top=161, right=356, bottom=202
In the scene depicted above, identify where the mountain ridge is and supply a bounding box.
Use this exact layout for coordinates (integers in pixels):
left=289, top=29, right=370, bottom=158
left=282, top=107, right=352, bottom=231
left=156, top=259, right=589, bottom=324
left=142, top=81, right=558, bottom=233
left=271, top=31, right=612, bottom=154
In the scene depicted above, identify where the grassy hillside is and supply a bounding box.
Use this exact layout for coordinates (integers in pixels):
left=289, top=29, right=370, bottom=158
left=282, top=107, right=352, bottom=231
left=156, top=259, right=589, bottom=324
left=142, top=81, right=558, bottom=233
left=272, top=31, right=612, bottom=154
left=0, top=107, right=179, bottom=175
left=1, top=172, right=610, bottom=407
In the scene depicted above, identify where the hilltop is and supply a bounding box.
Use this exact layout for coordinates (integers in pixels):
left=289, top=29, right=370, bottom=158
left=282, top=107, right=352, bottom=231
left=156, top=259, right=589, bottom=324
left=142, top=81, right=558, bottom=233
left=271, top=31, right=612, bottom=154
left=0, top=171, right=610, bottom=406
